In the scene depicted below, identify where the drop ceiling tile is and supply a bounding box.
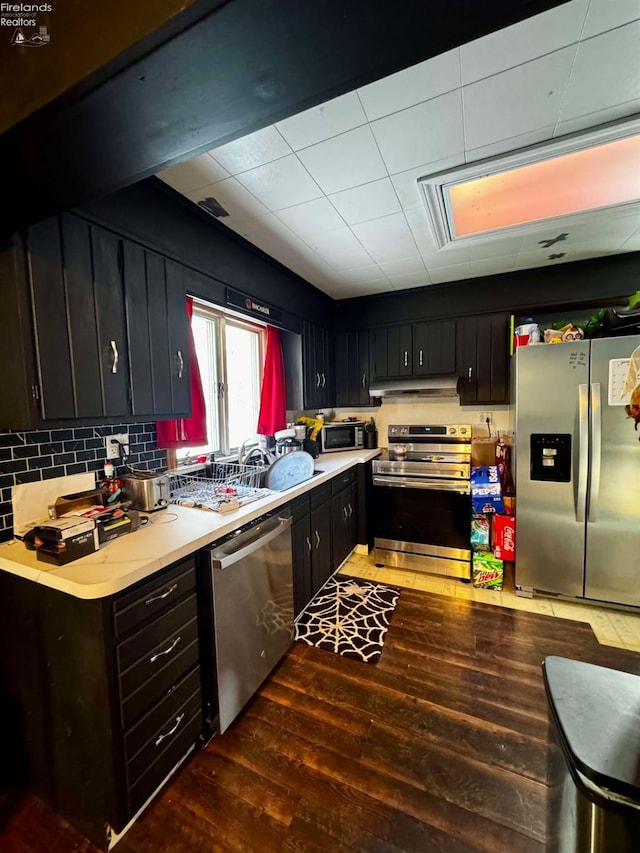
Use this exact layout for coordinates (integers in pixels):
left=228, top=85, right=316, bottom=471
left=336, top=265, right=388, bottom=284
left=328, top=178, right=401, bottom=225
left=386, top=269, right=432, bottom=288
left=582, top=0, right=640, bottom=38
left=276, top=92, right=367, bottom=151
left=307, top=226, right=374, bottom=269
left=209, top=127, right=292, bottom=174
left=358, top=48, right=461, bottom=121
left=468, top=234, right=524, bottom=261
left=422, top=244, right=471, bottom=268
left=464, top=126, right=555, bottom=163
left=460, top=0, right=589, bottom=84
left=390, top=154, right=466, bottom=210
left=554, top=99, right=640, bottom=136
left=340, top=281, right=397, bottom=298
left=296, top=126, right=387, bottom=195
left=515, top=248, right=579, bottom=269
left=235, top=155, right=323, bottom=210
left=429, top=263, right=472, bottom=283
left=378, top=256, right=427, bottom=277
left=350, top=212, right=419, bottom=263
left=404, top=206, right=443, bottom=255
left=158, top=153, right=230, bottom=193
left=463, top=47, right=576, bottom=150
left=470, top=255, right=518, bottom=277
left=185, top=176, right=269, bottom=221
left=274, top=197, right=346, bottom=242
left=557, top=23, right=640, bottom=123
left=371, top=90, right=464, bottom=175
left=621, top=228, right=640, bottom=251
left=228, top=213, right=292, bottom=255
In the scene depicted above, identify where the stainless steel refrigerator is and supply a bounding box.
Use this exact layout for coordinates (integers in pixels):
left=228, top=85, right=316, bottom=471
left=513, top=335, right=640, bottom=606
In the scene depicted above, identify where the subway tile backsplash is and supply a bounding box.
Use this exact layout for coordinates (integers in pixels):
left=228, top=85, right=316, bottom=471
left=0, top=422, right=166, bottom=542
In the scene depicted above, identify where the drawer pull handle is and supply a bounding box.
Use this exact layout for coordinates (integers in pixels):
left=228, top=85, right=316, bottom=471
left=347, top=503, right=353, bottom=518
left=110, top=340, right=119, bottom=374
left=306, top=535, right=312, bottom=553
left=155, top=712, right=185, bottom=747
left=145, top=583, right=177, bottom=605
left=150, top=635, right=181, bottom=663
left=314, top=530, right=320, bottom=549
left=177, top=350, right=184, bottom=379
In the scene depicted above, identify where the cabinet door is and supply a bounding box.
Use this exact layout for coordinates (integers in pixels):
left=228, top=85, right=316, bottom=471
left=28, top=217, right=76, bottom=420
left=310, top=500, right=333, bottom=595
left=336, top=330, right=369, bottom=407
left=124, top=242, right=160, bottom=416
left=61, top=215, right=104, bottom=418
left=291, top=514, right=312, bottom=616
left=302, top=320, right=319, bottom=410
left=356, top=329, right=370, bottom=405
left=413, top=320, right=456, bottom=376
left=457, top=314, right=509, bottom=405
left=91, top=226, right=130, bottom=417
left=345, top=481, right=357, bottom=556
left=166, top=262, right=190, bottom=416
left=388, top=325, right=413, bottom=376
left=319, top=326, right=335, bottom=408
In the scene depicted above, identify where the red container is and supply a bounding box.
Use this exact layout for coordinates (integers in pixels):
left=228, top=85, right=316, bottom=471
left=494, top=514, right=515, bottom=561
left=513, top=334, right=529, bottom=349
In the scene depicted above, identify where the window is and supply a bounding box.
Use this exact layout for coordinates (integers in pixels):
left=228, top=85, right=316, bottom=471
left=178, top=301, right=265, bottom=459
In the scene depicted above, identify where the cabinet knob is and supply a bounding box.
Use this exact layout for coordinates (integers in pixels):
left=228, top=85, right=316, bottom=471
left=419, top=349, right=423, bottom=366
left=404, top=351, right=408, bottom=367
left=468, top=366, right=473, bottom=382
left=362, top=373, right=366, bottom=388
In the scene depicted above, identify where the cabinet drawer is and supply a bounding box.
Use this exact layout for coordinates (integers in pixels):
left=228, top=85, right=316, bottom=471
left=125, top=666, right=201, bottom=766
left=121, top=637, right=199, bottom=730
left=113, top=559, right=196, bottom=638
left=331, top=467, right=356, bottom=495
left=127, top=694, right=202, bottom=816
left=118, top=598, right=198, bottom=696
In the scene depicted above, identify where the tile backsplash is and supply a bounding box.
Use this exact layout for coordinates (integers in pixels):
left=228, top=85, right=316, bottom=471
left=0, top=423, right=166, bottom=542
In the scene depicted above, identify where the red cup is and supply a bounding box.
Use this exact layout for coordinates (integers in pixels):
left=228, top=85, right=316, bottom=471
left=514, top=334, right=529, bottom=349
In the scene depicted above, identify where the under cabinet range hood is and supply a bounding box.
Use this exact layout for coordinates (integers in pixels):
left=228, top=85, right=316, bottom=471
left=369, top=376, right=459, bottom=398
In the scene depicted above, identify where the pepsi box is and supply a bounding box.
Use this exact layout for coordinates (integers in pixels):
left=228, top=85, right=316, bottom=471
left=471, top=466, right=504, bottom=514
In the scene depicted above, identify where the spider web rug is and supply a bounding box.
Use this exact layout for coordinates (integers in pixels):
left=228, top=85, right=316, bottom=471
left=294, top=575, right=400, bottom=663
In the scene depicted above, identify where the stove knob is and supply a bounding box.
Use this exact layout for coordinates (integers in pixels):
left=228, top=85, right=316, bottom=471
left=460, top=427, right=468, bottom=435
left=449, top=427, right=456, bottom=435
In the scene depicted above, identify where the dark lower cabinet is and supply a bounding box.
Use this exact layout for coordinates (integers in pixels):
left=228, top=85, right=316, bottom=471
left=0, top=556, right=204, bottom=850
left=456, top=313, right=509, bottom=404
left=331, top=468, right=357, bottom=571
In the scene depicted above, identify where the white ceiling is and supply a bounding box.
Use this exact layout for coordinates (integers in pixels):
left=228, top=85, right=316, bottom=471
left=157, top=0, right=640, bottom=300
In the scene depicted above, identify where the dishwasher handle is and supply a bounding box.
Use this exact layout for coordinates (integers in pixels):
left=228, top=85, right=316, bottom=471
left=210, top=514, right=292, bottom=570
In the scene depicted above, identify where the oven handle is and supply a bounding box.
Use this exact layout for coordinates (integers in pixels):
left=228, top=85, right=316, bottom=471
left=372, top=475, right=470, bottom=494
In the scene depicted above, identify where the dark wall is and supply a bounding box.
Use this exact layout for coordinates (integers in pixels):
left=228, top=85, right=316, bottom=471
left=336, top=253, right=640, bottom=329
left=77, top=178, right=334, bottom=330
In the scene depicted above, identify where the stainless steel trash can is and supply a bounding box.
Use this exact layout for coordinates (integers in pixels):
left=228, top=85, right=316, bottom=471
left=543, top=656, right=640, bottom=853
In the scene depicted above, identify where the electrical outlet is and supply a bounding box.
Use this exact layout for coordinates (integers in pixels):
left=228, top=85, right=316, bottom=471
left=477, top=411, right=492, bottom=425
left=105, top=433, right=129, bottom=460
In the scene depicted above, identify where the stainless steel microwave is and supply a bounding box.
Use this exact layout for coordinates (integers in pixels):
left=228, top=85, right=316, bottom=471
left=320, top=421, right=364, bottom=453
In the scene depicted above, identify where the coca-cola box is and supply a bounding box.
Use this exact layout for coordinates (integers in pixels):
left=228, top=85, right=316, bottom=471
left=494, top=514, right=515, bottom=561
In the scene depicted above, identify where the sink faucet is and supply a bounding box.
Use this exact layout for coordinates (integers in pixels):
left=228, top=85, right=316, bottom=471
left=238, top=438, right=255, bottom=466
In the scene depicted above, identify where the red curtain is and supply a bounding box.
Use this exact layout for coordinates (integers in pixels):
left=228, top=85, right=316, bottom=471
left=257, top=325, right=286, bottom=436
left=156, top=296, right=207, bottom=449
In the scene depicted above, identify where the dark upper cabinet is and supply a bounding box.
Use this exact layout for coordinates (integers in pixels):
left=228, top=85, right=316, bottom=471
left=0, top=212, right=191, bottom=429
left=371, top=324, right=412, bottom=379
left=412, top=320, right=456, bottom=376
left=303, top=321, right=335, bottom=410
left=335, top=329, right=370, bottom=407
left=456, top=313, right=509, bottom=405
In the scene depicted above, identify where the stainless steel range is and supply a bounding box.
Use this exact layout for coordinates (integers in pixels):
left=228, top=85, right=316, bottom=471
left=372, top=424, right=472, bottom=579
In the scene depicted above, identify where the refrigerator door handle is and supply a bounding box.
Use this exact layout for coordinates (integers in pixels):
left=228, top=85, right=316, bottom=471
left=576, top=383, right=589, bottom=523
left=588, top=382, right=602, bottom=523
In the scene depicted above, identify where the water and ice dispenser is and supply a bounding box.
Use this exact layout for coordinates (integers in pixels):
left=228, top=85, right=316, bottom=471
left=530, top=434, right=572, bottom=482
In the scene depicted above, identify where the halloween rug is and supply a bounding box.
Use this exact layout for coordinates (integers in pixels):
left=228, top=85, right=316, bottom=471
left=294, top=575, right=400, bottom=663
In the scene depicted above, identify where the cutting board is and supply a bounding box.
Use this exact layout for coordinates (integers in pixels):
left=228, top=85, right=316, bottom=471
left=264, top=451, right=314, bottom=491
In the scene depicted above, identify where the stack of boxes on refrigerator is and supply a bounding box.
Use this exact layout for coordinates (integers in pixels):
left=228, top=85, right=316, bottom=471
left=470, top=434, right=516, bottom=590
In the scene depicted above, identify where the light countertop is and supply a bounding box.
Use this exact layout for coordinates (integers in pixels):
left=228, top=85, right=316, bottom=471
left=0, top=449, right=380, bottom=600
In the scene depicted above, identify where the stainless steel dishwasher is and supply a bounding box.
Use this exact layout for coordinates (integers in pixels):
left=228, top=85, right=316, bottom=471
left=206, top=509, right=293, bottom=733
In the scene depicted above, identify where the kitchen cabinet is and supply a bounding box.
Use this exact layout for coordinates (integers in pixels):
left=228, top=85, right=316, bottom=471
left=0, top=212, right=191, bottom=429
left=456, top=313, right=509, bottom=405
left=0, top=555, right=204, bottom=850
left=303, top=321, right=335, bottom=410
left=331, top=467, right=357, bottom=571
left=371, top=324, right=413, bottom=379
left=290, top=481, right=334, bottom=613
left=335, top=329, right=371, bottom=407
left=412, top=320, right=456, bottom=376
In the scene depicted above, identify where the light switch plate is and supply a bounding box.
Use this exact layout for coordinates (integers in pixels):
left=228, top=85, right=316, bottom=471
left=105, top=433, right=129, bottom=460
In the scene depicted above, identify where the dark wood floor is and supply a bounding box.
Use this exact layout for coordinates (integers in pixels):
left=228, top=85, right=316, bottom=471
left=2, top=587, right=640, bottom=852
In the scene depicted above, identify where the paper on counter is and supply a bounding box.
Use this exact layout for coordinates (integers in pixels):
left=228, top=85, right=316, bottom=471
left=12, top=473, right=95, bottom=538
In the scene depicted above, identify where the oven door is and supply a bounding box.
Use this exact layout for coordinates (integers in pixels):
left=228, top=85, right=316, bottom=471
left=372, top=475, right=471, bottom=578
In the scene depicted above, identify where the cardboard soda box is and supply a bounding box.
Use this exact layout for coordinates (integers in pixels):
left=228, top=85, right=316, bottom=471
left=472, top=552, right=504, bottom=590
left=471, top=466, right=504, bottom=514
left=494, top=514, right=515, bottom=561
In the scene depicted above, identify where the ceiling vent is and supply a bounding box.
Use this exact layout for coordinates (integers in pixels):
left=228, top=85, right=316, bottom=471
left=417, top=117, right=640, bottom=250
left=197, top=196, right=229, bottom=218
